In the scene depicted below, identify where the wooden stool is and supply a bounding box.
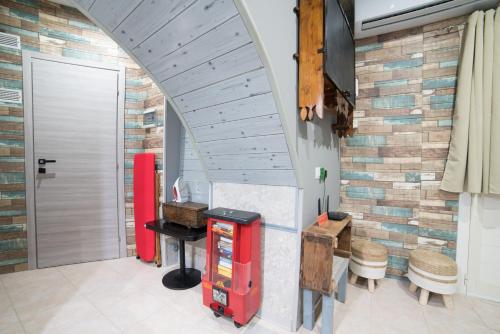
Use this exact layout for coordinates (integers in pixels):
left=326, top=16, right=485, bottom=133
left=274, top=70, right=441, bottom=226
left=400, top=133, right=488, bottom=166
left=349, top=240, right=387, bottom=293
left=408, top=249, right=457, bottom=309
left=303, top=256, right=349, bottom=333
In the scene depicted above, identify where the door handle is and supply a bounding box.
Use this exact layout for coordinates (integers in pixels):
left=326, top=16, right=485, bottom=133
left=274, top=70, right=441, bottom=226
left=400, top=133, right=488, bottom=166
left=38, top=158, right=56, bottom=165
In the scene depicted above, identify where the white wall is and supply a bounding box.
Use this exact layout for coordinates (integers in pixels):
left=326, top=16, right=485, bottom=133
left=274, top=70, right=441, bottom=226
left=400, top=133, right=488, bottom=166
left=211, top=183, right=301, bottom=331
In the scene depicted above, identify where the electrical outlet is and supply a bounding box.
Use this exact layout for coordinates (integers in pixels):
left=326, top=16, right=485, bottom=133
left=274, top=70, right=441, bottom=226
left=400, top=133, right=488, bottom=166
left=315, top=167, right=322, bottom=180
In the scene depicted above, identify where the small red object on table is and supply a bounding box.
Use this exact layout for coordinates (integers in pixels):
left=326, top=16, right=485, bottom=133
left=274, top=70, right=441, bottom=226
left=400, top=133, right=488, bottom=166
left=202, top=207, right=261, bottom=328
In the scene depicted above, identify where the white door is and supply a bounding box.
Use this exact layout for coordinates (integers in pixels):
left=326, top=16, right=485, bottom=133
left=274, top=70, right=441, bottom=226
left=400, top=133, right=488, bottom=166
left=30, top=58, right=121, bottom=268
left=467, top=195, right=500, bottom=301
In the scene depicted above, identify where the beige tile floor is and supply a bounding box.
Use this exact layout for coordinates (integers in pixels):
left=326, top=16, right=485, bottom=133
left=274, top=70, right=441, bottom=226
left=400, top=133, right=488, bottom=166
left=0, top=257, right=499, bottom=334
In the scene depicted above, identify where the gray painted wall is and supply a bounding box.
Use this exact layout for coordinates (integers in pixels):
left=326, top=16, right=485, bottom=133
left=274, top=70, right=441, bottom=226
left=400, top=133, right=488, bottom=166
left=238, top=0, right=342, bottom=229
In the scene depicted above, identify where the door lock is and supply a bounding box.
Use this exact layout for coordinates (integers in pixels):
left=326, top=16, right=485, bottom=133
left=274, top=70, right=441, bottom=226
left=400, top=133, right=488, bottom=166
left=38, top=158, right=56, bottom=165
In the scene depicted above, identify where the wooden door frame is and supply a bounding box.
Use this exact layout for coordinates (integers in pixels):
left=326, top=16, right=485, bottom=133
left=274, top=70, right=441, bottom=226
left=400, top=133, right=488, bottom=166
left=22, top=51, right=126, bottom=269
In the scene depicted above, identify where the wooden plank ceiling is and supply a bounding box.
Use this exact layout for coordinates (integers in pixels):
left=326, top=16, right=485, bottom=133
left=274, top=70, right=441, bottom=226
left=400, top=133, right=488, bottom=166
left=75, top=0, right=296, bottom=187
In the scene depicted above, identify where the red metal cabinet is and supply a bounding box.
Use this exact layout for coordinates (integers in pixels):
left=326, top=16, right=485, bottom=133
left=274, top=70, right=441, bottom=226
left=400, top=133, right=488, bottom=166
left=202, top=208, right=261, bottom=328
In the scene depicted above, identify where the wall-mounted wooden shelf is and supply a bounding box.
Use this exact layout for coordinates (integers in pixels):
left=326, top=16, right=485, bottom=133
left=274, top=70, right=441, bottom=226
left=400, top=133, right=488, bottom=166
left=296, top=0, right=355, bottom=137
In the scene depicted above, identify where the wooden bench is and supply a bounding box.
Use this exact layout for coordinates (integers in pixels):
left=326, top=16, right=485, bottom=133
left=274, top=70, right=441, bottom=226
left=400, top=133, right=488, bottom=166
left=300, top=216, right=352, bottom=333
left=303, top=256, right=349, bottom=333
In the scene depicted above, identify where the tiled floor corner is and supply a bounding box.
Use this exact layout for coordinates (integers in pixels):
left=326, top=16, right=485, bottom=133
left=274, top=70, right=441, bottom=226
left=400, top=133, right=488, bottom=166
left=1, top=257, right=499, bottom=334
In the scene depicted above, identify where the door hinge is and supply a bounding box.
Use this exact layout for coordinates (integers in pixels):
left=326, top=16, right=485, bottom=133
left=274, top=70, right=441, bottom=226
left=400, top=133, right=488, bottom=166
left=116, top=163, right=119, bottom=170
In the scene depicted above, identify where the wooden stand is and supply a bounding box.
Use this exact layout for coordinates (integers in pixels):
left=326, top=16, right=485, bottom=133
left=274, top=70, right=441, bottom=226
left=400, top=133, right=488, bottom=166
left=300, top=216, right=352, bottom=295
left=296, top=0, right=355, bottom=137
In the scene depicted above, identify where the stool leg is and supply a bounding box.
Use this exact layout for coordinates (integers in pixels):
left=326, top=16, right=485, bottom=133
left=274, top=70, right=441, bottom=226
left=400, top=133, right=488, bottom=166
left=303, top=289, right=315, bottom=330
left=419, top=289, right=429, bottom=305
left=409, top=282, right=418, bottom=293
left=442, top=295, right=453, bottom=309
left=321, top=293, right=334, bottom=334
left=349, top=273, right=358, bottom=285
left=368, top=279, right=375, bottom=293
left=337, top=268, right=347, bottom=303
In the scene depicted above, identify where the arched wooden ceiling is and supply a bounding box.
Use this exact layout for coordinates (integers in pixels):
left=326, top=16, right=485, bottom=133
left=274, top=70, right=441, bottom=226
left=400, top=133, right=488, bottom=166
left=73, top=0, right=297, bottom=187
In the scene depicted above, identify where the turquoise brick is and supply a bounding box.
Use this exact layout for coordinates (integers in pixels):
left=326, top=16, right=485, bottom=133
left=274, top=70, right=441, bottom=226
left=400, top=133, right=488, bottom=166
left=405, top=172, right=421, bottom=182
left=0, top=157, right=24, bottom=162
left=423, top=77, right=457, bottom=89
left=346, top=135, right=386, bottom=147
left=1, top=191, right=25, bottom=199
left=438, top=119, right=453, bottom=127
left=385, top=274, right=409, bottom=281
left=126, top=109, right=145, bottom=115
left=10, top=8, right=39, bottom=23
left=383, top=58, right=423, bottom=70
left=21, top=44, right=39, bottom=52
left=355, top=43, right=383, bottom=53
left=453, top=214, right=458, bottom=222
left=419, top=227, right=457, bottom=241
left=0, top=139, right=24, bottom=148
left=374, top=79, right=408, bottom=87
left=126, top=191, right=133, bottom=198
left=0, top=62, right=22, bottom=72
left=0, top=46, right=21, bottom=56
left=125, top=121, right=142, bottom=129
left=381, top=223, right=418, bottom=235
left=372, top=205, right=413, bottom=217
left=125, top=91, right=148, bottom=102
left=373, top=95, right=415, bottom=109
left=340, top=171, right=374, bottom=181
left=346, top=186, right=385, bottom=199
left=0, top=258, right=27, bottom=266
left=0, top=224, right=24, bottom=233
left=15, top=0, right=39, bottom=8
left=0, top=79, right=22, bottom=90
left=0, top=209, right=26, bottom=217
left=373, top=238, right=404, bottom=249
left=431, top=95, right=454, bottom=110
left=0, top=173, right=25, bottom=184
left=439, top=60, right=458, bottom=68
left=352, top=156, right=384, bottom=164
left=0, top=24, right=38, bottom=38
left=388, top=255, right=409, bottom=270
left=0, top=238, right=27, bottom=251
left=0, top=101, right=22, bottom=108
left=126, top=79, right=147, bottom=87
left=442, top=248, right=457, bottom=260
left=68, top=19, right=99, bottom=31
left=384, top=115, right=421, bottom=125
left=124, top=160, right=134, bottom=169
left=125, top=148, right=144, bottom=154
left=40, top=27, right=90, bottom=44
left=125, top=134, right=145, bottom=140
left=445, top=200, right=459, bottom=208
left=62, top=48, right=103, bottom=62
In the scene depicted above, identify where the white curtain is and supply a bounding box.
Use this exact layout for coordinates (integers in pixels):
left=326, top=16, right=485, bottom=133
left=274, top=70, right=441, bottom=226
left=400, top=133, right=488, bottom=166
left=441, top=8, right=500, bottom=194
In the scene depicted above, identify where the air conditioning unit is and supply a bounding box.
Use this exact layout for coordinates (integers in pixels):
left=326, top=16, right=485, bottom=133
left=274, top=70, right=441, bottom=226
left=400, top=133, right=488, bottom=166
left=354, top=0, right=500, bottom=39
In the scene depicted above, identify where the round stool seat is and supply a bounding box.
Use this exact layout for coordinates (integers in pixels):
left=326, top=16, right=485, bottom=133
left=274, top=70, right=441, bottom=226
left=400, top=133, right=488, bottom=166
left=349, top=240, right=388, bottom=280
left=408, top=249, right=457, bottom=295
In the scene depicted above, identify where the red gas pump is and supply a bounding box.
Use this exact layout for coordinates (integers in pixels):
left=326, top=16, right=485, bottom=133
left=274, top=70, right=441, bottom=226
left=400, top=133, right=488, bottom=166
left=202, top=208, right=261, bottom=328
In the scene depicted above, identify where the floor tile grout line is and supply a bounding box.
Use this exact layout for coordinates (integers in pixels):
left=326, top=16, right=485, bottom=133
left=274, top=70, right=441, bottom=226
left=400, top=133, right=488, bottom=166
left=470, top=299, right=498, bottom=332
left=55, top=264, right=124, bottom=333
left=0, top=277, right=28, bottom=334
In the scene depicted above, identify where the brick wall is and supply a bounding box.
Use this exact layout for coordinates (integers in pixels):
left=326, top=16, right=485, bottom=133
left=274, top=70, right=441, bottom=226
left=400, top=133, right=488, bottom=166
left=0, top=0, right=164, bottom=273
left=341, top=17, right=465, bottom=277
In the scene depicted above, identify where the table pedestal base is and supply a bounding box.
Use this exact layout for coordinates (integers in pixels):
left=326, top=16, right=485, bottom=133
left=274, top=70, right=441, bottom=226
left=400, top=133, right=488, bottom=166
left=162, top=268, right=201, bottom=290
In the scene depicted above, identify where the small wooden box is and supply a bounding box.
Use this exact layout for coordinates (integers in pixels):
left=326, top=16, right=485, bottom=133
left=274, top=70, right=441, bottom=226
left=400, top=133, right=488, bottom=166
left=300, top=216, right=352, bottom=295
left=163, top=201, right=208, bottom=228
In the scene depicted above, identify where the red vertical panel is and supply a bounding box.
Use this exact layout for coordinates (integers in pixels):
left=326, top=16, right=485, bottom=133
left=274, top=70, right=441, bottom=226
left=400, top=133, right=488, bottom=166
left=133, top=153, right=156, bottom=261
